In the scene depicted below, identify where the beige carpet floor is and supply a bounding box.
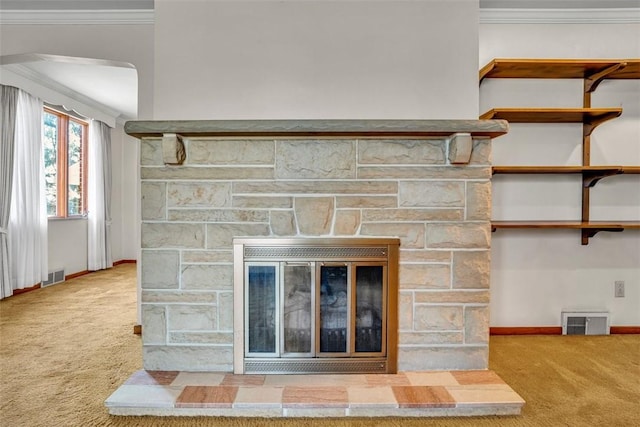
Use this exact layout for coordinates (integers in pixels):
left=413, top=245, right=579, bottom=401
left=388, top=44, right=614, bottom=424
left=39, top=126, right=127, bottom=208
left=1, top=263, right=638, bottom=427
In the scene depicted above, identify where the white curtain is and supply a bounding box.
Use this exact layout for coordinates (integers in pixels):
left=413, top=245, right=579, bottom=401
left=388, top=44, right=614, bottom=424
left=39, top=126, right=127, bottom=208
left=87, top=120, right=112, bottom=271
left=7, top=89, right=48, bottom=293
left=1, top=85, right=19, bottom=299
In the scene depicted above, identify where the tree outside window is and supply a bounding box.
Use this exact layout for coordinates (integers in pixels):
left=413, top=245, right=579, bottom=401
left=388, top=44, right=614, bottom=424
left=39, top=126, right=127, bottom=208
left=43, top=108, right=88, bottom=218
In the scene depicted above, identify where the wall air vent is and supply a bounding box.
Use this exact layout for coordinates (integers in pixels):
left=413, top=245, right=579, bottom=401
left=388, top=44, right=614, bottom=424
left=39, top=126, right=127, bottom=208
left=562, top=311, right=609, bottom=335
left=42, top=269, right=65, bottom=287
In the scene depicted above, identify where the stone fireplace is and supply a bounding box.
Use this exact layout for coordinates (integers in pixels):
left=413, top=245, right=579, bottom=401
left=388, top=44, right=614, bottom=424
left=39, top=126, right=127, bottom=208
left=127, top=119, right=508, bottom=373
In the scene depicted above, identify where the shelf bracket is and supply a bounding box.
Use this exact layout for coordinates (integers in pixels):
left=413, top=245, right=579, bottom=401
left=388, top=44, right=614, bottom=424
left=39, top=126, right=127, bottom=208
left=581, top=227, right=624, bottom=245
left=582, top=169, right=623, bottom=187
left=162, top=133, right=186, bottom=165
left=583, top=111, right=622, bottom=137
left=584, top=62, right=627, bottom=93
left=447, top=133, right=473, bottom=165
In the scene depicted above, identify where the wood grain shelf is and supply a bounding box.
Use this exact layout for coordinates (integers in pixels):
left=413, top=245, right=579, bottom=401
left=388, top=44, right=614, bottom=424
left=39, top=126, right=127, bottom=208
left=481, top=57, right=639, bottom=244
left=491, top=221, right=640, bottom=230
left=492, top=221, right=640, bottom=242
left=480, top=58, right=640, bottom=83
left=479, top=108, right=622, bottom=132
left=491, top=166, right=640, bottom=187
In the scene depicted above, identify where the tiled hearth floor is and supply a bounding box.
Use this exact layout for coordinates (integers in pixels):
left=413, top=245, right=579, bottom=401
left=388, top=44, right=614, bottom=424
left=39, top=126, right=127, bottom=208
left=106, top=370, right=524, bottom=417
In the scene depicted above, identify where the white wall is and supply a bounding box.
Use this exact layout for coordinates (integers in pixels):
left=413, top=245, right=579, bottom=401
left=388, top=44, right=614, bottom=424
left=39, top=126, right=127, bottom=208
left=0, top=23, right=154, bottom=274
left=153, top=0, right=479, bottom=120
left=480, top=23, right=640, bottom=327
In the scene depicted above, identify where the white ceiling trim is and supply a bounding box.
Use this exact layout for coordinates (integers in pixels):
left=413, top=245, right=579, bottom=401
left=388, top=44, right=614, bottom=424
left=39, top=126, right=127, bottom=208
left=0, top=9, right=153, bottom=25
left=480, top=8, right=640, bottom=24
left=1, top=7, right=638, bottom=25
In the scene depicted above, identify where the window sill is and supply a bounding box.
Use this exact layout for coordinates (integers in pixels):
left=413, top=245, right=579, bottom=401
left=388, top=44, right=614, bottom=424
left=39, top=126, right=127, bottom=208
left=48, top=216, right=88, bottom=222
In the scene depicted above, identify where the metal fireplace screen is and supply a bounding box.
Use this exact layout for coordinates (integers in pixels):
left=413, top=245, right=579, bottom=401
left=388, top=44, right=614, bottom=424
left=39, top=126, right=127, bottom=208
left=233, top=238, right=399, bottom=374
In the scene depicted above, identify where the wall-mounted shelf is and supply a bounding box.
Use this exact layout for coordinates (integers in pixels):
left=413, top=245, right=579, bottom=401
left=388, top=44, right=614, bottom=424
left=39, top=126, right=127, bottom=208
left=481, top=58, right=639, bottom=244
left=491, top=221, right=640, bottom=243
left=492, top=166, right=640, bottom=187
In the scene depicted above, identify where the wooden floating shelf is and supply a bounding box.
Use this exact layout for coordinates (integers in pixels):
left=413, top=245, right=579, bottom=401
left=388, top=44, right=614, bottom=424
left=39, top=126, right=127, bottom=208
left=491, top=221, right=640, bottom=230
left=491, top=166, right=640, bottom=186
left=491, top=221, right=640, bottom=245
left=479, top=108, right=622, bottom=125
left=480, top=58, right=640, bottom=82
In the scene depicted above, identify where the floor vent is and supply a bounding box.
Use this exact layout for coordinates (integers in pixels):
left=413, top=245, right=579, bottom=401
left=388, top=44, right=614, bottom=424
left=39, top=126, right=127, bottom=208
left=42, top=269, right=65, bottom=287
left=562, top=311, right=609, bottom=335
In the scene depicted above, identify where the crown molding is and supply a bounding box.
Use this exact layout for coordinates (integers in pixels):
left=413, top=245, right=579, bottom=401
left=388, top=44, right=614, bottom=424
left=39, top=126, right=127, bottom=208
left=480, top=8, right=640, bottom=24
left=0, top=9, right=153, bottom=25
left=1, top=7, right=638, bottom=25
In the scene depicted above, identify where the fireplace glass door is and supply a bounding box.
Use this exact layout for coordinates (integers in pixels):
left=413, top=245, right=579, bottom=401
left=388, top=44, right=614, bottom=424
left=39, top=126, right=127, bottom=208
left=245, top=261, right=386, bottom=358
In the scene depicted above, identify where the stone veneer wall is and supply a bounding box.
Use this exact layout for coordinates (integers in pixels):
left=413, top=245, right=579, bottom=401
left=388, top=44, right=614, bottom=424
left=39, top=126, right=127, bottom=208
left=139, top=136, right=492, bottom=371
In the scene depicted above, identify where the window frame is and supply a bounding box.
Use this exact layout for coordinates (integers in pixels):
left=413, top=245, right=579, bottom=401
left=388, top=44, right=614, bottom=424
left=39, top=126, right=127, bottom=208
left=43, top=106, right=89, bottom=219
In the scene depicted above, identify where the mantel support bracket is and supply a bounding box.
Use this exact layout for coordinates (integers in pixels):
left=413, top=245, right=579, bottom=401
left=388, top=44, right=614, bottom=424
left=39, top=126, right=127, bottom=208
left=162, top=133, right=186, bottom=165
left=448, top=133, right=473, bottom=165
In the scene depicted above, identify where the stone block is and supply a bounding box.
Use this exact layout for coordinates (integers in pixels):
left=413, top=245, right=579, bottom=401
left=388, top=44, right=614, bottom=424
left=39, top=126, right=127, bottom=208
left=335, top=196, right=397, bottom=209
left=169, top=332, right=233, bottom=345
left=143, top=345, right=233, bottom=371
left=276, top=140, right=356, bottom=179
left=398, top=346, right=488, bottom=371
left=233, top=196, right=292, bottom=209
left=399, top=181, right=465, bottom=207
left=207, top=224, right=271, bottom=249
left=142, top=305, right=166, bottom=345
left=141, top=182, right=166, bottom=220
left=168, top=305, right=216, bottom=331
left=415, top=290, right=490, bottom=304
left=294, top=197, right=334, bottom=235
left=141, top=291, right=217, bottom=304
left=465, top=305, right=489, bottom=344
left=469, top=138, right=492, bottom=165
left=141, top=166, right=274, bottom=180
left=140, top=139, right=163, bottom=165
left=398, top=292, right=414, bottom=330
left=363, top=208, right=462, bottom=222
left=334, top=210, right=360, bottom=235
left=358, top=166, right=490, bottom=180
left=399, top=264, right=450, bottom=289
left=360, top=223, right=425, bottom=249
left=169, top=209, right=268, bottom=222
left=358, top=139, right=445, bottom=164
left=270, top=210, right=297, bottom=236
left=400, top=250, right=451, bottom=263
left=452, top=251, right=490, bottom=289
left=399, top=331, right=463, bottom=345
left=182, top=264, right=233, bottom=290
left=414, top=305, right=463, bottom=331
left=426, top=223, right=490, bottom=249
left=142, top=223, right=205, bottom=249
left=466, top=181, right=491, bottom=221
left=141, top=250, right=179, bottom=289
left=181, top=250, right=233, bottom=263
left=234, top=180, right=396, bottom=195
left=167, top=182, right=231, bottom=207
left=218, top=292, right=234, bottom=331
left=188, top=139, right=274, bottom=165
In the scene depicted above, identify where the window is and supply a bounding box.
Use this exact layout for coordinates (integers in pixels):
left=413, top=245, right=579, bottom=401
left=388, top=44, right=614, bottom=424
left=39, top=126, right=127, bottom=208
left=43, top=107, right=88, bottom=217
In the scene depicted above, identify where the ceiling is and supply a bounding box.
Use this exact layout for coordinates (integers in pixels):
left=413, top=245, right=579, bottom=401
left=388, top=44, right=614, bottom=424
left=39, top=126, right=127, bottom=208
left=1, top=1, right=635, bottom=121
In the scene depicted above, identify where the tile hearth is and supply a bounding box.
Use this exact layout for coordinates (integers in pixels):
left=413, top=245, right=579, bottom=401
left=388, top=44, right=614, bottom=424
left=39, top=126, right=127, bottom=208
left=106, top=369, right=524, bottom=417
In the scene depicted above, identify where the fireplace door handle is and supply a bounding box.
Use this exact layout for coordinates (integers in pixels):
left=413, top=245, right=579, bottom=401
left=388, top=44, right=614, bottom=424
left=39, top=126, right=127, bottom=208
left=284, top=262, right=311, bottom=266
